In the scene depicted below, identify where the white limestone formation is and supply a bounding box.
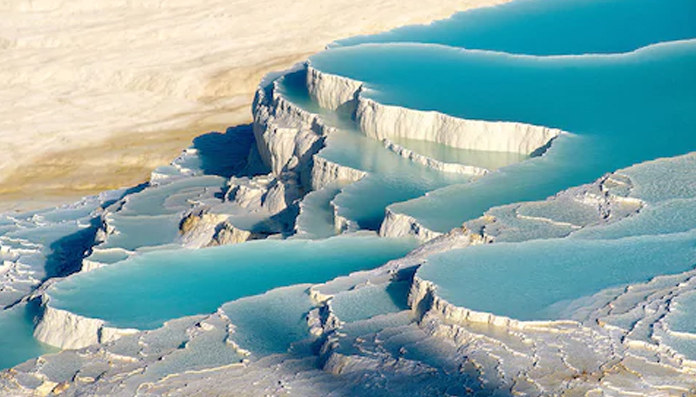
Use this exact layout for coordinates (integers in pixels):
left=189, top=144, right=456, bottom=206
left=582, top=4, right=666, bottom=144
left=305, top=67, right=562, bottom=155
left=34, top=302, right=137, bottom=350
left=306, top=65, right=363, bottom=112
left=1, top=22, right=695, bottom=397
left=379, top=209, right=442, bottom=242
left=310, top=156, right=367, bottom=191
left=179, top=211, right=231, bottom=249
left=252, top=81, right=336, bottom=177
left=357, top=98, right=561, bottom=154
left=208, top=221, right=255, bottom=246
left=382, top=139, right=489, bottom=176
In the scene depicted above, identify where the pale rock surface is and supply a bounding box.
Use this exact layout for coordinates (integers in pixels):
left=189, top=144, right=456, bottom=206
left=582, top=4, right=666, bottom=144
left=1, top=0, right=512, bottom=211
left=306, top=65, right=363, bottom=112
left=310, top=156, right=367, bottom=191
left=306, top=67, right=561, bottom=154
left=207, top=221, right=254, bottom=246
left=405, top=154, right=696, bottom=395
left=179, top=210, right=230, bottom=248
left=33, top=303, right=138, bottom=350
left=0, top=192, right=122, bottom=307
left=252, top=83, right=333, bottom=177
left=79, top=259, right=105, bottom=273
left=383, top=138, right=489, bottom=176
left=381, top=160, right=645, bottom=242
left=379, top=209, right=443, bottom=243
left=262, top=177, right=300, bottom=216
left=226, top=176, right=270, bottom=209
left=357, top=98, right=562, bottom=154
left=333, top=208, right=359, bottom=234
left=480, top=172, right=644, bottom=242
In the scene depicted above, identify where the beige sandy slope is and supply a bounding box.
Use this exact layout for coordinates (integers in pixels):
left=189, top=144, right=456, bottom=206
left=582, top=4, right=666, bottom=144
left=0, top=0, right=507, bottom=212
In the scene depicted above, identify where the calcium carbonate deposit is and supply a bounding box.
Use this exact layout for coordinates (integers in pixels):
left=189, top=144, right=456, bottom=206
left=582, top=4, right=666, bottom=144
left=1, top=0, right=695, bottom=395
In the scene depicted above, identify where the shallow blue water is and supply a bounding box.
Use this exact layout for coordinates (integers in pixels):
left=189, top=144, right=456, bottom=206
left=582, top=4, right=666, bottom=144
left=3, top=0, right=696, bottom=375
left=334, top=0, right=696, bottom=56
left=330, top=281, right=410, bottom=323
left=277, top=70, right=473, bottom=230
left=322, top=129, right=471, bottom=230
left=293, top=183, right=343, bottom=239
left=665, top=291, right=696, bottom=360
left=0, top=304, right=57, bottom=370
left=101, top=214, right=182, bottom=251
left=311, top=40, right=696, bottom=231
left=48, top=235, right=416, bottom=329
left=669, top=292, right=696, bottom=335
left=300, top=0, right=696, bottom=330
left=572, top=199, right=696, bottom=240
left=419, top=231, right=696, bottom=321
left=387, top=137, right=529, bottom=171
left=221, top=285, right=315, bottom=356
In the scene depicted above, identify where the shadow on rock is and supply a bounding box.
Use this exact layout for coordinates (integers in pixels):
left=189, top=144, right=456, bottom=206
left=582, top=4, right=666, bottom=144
left=193, top=124, right=258, bottom=178
left=43, top=217, right=103, bottom=280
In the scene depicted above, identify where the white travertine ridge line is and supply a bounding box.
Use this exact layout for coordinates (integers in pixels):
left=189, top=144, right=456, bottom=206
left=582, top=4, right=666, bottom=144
left=382, top=138, right=490, bottom=176
left=34, top=302, right=138, bottom=350
left=306, top=66, right=563, bottom=154
left=379, top=209, right=443, bottom=242
left=252, top=75, right=368, bottom=197
left=255, top=63, right=565, bottom=242
left=406, top=154, right=696, bottom=388
left=357, top=98, right=562, bottom=154
left=252, top=81, right=335, bottom=177
left=306, top=66, right=364, bottom=112
left=310, top=156, right=367, bottom=192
